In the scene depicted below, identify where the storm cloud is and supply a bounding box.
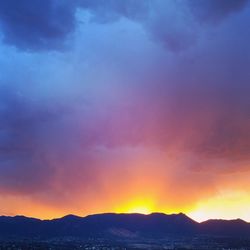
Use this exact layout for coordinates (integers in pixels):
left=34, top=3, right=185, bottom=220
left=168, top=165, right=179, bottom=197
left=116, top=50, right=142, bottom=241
left=0, top=0, right=77, bottom=50
left=0, top=0, right=249, bottom=220
left=0, top=0, right=248, bottom=51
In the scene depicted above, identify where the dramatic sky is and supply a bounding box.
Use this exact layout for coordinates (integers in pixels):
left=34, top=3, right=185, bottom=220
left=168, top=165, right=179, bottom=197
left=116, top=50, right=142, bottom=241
left=0, top=0, right=249, bottom=222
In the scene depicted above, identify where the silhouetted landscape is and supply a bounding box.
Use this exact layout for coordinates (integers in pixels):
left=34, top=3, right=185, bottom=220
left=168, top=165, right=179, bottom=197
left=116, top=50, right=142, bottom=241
left=0, top=213, right=250, bottom=249
left=1, top=0, right=250, bottom=249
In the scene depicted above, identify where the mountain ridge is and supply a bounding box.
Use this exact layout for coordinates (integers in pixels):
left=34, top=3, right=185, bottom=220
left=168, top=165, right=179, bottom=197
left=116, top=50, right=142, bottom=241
left=0, top=212, right=249, bottom=239
left=2, top=212, right=247, bottom=223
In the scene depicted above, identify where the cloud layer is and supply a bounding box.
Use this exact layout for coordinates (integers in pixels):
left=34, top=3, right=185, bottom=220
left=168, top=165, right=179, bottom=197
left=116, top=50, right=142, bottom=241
left=0, top=0, right=249, bottom=220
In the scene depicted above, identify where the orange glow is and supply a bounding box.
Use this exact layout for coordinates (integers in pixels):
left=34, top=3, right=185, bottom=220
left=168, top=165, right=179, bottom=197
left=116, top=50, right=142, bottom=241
left=1, top=158, right=250, bottom=222
left=2, top=189, right=250, bottom=222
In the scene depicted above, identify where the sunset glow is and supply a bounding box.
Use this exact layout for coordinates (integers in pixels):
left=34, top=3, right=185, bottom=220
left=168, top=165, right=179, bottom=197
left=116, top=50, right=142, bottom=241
left=115, top=198, right=155, bottom=215
left=0, top=0, right=249, bottom=222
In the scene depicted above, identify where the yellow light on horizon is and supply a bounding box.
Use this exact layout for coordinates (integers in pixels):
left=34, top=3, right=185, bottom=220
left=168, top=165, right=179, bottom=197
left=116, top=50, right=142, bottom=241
left=115, top=198, right=154, bottom=214
left=127, top=206, right=151, bottom=214
left=188, top=190, right=250, bottom=222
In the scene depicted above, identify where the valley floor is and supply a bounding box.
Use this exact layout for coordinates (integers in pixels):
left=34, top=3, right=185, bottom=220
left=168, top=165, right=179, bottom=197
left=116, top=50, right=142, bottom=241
left=1, top=236, right=250, bottom=250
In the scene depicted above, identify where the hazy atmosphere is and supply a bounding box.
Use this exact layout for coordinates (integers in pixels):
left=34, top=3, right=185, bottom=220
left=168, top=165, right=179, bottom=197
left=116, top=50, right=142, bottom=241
left=0, top=0, right=249, bottom=222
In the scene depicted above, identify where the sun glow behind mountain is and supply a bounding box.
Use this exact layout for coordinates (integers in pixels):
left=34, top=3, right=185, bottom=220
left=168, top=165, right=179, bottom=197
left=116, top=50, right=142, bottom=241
left=115, top=199, right=154, bottom=215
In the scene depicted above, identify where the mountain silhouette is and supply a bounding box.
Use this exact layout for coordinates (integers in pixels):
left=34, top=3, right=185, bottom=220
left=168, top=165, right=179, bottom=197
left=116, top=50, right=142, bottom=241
left=0, top=213, right=249, bottom=239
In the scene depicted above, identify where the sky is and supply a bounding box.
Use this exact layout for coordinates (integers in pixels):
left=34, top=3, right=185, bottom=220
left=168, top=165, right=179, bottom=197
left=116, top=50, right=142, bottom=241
left=0, top=0, right=249, bottom=222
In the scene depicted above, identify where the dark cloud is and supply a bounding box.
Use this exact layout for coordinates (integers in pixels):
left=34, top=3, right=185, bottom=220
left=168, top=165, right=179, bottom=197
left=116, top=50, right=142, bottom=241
left=0, top=87, right=60, bottom=193
left=189, top=0, right=249, bottom=24
left=80, top=0, right=249, bottom=52
left=0, top=0, right=248, bottom=52
left=0, top=83, right=103, bottom=200
left=0, top=0, right=77, bottom=51
left=79, top=0, right=195, bottom=52
left=0, top=0, right=249, bottom=217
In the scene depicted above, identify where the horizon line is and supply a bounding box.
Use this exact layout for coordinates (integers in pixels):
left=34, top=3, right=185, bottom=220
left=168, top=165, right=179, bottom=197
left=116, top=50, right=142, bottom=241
left=0, top=212, right=248, bottom=224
